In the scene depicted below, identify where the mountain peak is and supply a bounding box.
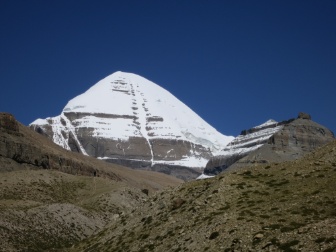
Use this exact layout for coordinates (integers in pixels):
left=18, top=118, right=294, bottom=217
left=30, top=72, right=233, bottom=179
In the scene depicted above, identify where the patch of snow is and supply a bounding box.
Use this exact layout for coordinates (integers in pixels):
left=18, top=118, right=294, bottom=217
left=153, top=156, right=208, bottom=169
left=30, top=118, right=49, bottom=125
left=217, top=120, right=283, bottom=157
left=254, top=119, right=278, bottom=129
left=60, top=113, right=88, bottom=156
left=46, top=115, right=71, bottom=151
left=196, top=173, right=215, bottom=180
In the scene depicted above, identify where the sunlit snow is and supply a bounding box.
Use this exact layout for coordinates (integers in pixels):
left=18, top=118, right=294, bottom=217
left=217, top=120, right=283, bottom=157
left=30, top=71, right=234, bottom=168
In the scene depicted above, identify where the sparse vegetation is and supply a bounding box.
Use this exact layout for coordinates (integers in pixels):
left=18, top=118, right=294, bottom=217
left=66, top=140, right=336, bottom=252
left=1, top=117, right=336, bottom=251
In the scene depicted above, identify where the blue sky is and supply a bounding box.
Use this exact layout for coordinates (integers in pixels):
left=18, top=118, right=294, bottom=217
left=1, top=0, right=335, bottom=136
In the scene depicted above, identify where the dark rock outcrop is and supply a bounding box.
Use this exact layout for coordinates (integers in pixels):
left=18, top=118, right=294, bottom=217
left=204, top=154, right=244, bottom=175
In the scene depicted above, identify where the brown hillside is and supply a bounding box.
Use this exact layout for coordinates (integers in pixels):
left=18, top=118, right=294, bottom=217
left=0, top=112, right=182, bottom=251
left=73, top=140, right=336, bottom=252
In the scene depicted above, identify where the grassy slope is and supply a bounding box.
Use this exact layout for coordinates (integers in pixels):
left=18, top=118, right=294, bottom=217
left=0, top=169, right=152, bottom=251
left=73, top=141, right=336, bottom=252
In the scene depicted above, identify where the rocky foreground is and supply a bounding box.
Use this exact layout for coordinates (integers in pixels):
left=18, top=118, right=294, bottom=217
left=72, top=140, right=336, bottom=252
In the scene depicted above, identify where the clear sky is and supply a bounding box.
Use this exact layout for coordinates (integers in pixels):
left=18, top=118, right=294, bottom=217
left=1, top=0, right=335, bottom=136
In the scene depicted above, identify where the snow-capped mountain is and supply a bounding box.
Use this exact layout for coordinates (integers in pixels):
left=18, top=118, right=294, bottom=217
left=30, top=71, right=233, bottom=178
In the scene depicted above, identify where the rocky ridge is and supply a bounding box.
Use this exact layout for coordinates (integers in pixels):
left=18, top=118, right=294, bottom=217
left=205, top=113, right=334, bottom=175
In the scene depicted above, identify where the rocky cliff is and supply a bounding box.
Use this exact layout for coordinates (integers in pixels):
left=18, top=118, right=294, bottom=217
left=205, top=113, right=334, bottom=175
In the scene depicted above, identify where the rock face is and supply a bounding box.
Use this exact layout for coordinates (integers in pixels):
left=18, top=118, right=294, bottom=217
left=30, top=71, right=233, bottom=180
left=205, top=113, right=334, bottom=174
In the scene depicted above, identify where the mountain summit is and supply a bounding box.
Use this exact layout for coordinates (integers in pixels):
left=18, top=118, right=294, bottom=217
left=30, top=71, right=233, bottom=179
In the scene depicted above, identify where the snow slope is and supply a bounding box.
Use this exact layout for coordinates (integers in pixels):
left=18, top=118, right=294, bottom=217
left=217, top=119, right=283, bottom=157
